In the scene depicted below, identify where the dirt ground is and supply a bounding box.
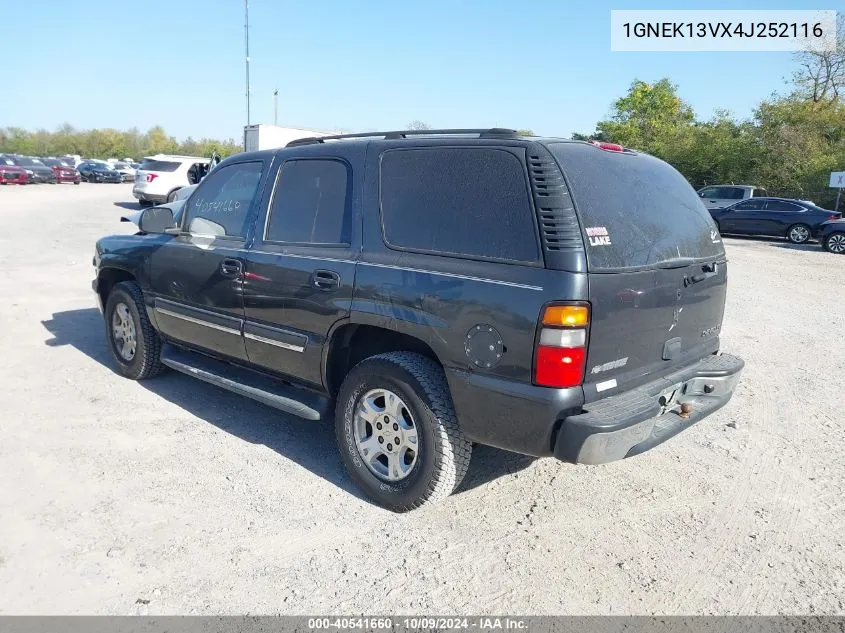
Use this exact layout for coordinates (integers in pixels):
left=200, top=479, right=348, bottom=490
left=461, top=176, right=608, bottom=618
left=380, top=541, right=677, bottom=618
left=0, top=183, right=842, bottom=615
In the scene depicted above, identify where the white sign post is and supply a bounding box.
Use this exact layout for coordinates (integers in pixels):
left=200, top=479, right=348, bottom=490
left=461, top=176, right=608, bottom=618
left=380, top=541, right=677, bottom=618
left=830, top=172, right=845, bottom=212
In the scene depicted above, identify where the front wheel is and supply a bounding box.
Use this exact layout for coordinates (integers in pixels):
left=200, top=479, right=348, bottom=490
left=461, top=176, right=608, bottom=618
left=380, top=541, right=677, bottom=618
left=335, top=352, right=471, bottom=512
left=104, top=281, right=165, bottom=380
left=824, top=232, right=845, bottom=254
left=787, top=223, right=811, bottom=244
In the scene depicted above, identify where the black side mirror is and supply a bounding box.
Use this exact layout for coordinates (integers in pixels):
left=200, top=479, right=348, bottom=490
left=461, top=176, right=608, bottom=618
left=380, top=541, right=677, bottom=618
left=138, top=206, right=176, bottom=234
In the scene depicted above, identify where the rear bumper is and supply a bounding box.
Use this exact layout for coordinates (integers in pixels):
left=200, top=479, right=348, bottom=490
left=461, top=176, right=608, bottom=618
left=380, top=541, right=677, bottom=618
left=554, top=353, right=744, bottom=464
left=132, top=187, right=166, bottom=203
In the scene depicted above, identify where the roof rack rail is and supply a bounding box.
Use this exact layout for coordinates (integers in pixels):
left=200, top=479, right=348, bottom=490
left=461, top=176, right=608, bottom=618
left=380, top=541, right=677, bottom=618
left=286, top=128, right=520, bottom=147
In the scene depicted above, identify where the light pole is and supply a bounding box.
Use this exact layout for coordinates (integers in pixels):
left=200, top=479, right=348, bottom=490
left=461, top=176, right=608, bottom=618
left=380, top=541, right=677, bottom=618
left=244, top=0, right=251, bottom=128
left=274, top=88, right=278, bottom=126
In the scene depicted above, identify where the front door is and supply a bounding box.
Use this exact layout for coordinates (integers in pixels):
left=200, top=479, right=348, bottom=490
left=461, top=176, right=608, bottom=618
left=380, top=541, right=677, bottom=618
left=243, top=154, right=360, bottom=388
left=148, top=159, right=267, bottom=360
left=720, top=199, right=765, bottom=234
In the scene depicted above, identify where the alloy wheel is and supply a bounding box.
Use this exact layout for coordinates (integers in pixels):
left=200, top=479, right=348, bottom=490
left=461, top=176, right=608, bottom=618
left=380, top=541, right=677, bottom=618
left=827, top=233, right=845, bottom=253
left=111, top=302, right=137, bottom=361
left=353, top=388, right=419, bottom=482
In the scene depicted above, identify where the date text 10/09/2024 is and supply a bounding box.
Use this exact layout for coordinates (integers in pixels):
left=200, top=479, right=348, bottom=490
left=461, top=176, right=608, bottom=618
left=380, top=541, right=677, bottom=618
left=622, top=22, right=825, bottom=39
left=307, top=618, right=528, bottom=630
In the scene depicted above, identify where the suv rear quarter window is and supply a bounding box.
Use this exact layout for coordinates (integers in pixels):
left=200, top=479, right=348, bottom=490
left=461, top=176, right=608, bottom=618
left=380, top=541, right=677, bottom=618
left=379, top=147, right=540, bottom=263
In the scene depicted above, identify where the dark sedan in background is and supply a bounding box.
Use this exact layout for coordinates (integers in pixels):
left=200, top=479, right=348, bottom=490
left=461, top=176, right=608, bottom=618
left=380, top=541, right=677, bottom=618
left=0, top=154, right=57, bottom=184
left=709, top=197, right=841, bottom=244
left=818, top=219, right=845, bottom=254
left=77, top=162, right=123, bottom=183
left=40, top=158, right=81, bottom=184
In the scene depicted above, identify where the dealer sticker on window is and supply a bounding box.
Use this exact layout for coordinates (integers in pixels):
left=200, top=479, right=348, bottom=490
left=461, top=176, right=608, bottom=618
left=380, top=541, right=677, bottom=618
left=586, top=226, right=612, bottom=246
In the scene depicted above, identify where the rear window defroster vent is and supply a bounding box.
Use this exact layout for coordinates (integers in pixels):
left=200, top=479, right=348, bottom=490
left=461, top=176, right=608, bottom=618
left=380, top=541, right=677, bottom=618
left=527, top=152, right=584, bottom=260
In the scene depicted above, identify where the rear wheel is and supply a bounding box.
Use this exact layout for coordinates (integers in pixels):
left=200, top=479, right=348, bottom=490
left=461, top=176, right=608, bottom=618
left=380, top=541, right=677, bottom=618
left=824, top=232, right=845, bottom=254
left=104, top=281, right=164, bottom=380
left=166, top=188, right=181, bottom=203
left=335, top=352, right=471, bottom=512
left=138, top=199, right=153, bottom=207
left=787, top=223, right=811, bottom=244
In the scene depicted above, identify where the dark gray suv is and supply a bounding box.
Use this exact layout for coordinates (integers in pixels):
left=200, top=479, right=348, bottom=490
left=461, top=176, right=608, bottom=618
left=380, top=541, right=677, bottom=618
left=93, top=129, right=745, bottom=511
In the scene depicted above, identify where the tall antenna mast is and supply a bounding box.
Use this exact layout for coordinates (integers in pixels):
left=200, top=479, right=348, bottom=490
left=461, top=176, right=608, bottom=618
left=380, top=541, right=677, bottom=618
left=244, top=0, right=251, bottom=127
left=273, top=88, right=278, bottom=125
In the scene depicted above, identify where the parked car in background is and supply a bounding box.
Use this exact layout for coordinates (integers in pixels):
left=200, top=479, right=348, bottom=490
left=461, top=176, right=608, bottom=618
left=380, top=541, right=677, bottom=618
left=111, top=162, right=136, bottom=182
left=133, top=153, right=220, bottom=205
left=40, top=158, right=81, bottom=184
left=818, top=218, right=845, bottom=254
left=169, top=153, right=222, bottom=203
left=78, top=161, right=123, bottom=183
left=0, top=164, right=28, bottom=185
left=709, top=197, right=841, bottom=243
left=0, top=155, right=57, bottom=183
left=697, top=184, right=768, bottom=210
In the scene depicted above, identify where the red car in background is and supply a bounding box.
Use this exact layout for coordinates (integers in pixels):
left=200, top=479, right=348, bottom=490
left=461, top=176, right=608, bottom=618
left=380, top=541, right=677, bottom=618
left=0, top=165, right=28, bottom=185
left=40, top=158, right=81, bottom=184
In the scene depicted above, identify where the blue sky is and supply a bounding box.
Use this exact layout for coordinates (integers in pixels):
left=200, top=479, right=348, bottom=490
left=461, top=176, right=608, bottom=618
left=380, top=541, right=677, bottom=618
left=0, top=0, right=821, bottom=141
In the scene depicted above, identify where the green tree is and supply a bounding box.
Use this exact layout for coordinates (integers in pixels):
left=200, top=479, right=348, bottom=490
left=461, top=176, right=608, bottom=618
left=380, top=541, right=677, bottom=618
left=594, top=78, right=695, bottom=154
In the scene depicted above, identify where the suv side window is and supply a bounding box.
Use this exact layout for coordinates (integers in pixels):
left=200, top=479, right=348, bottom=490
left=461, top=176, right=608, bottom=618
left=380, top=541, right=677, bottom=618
left=752, top=188, right=767, bottom=197
left=265, top=159, right=351, bottom=245
left=183, top=161, right=263, bottom=239
left=379, top=147, right=539, bottom=263
left=725, top=187, right=746, bottom=200
left=699, top=187, right=719, bottom=199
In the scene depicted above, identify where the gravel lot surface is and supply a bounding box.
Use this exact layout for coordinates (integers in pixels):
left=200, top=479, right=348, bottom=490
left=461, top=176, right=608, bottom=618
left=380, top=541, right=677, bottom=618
left=0, top=184, right=843, bottom=615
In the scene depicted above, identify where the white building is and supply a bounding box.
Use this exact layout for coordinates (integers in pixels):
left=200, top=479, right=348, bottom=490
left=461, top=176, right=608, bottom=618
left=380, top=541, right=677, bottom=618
left=243, top=124, right=341, bottom=152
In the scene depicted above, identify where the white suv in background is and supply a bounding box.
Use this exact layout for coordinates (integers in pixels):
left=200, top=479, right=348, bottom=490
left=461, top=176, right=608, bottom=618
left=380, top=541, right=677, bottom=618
left=132, top=154, right=214, bottom=205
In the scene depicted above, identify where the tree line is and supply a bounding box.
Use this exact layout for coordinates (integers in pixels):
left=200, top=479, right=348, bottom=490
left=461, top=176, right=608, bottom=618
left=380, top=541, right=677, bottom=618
left=0, top=124, right=242, bottom=162
left=572, top=23, right=845, bottom=209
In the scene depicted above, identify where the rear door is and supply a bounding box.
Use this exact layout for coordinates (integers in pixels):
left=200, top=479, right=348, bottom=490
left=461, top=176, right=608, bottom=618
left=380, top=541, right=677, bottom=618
left=761, top=199, right=804, bottom=236
left=242, top=144, right=363, bottom=388
left=549, top=143, right=727, bottom=400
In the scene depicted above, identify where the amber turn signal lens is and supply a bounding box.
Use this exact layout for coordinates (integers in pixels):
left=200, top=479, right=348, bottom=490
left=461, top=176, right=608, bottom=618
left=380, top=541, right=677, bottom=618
left=542, top=305, right=589, bottom=327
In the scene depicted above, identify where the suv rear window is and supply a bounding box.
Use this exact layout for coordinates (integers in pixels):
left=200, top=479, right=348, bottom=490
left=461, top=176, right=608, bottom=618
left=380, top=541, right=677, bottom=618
left=139, top=159, right=181, bottom=172
left=550, top=143, right=724, bottom=271
left=379, top=147, right=539, bottom=263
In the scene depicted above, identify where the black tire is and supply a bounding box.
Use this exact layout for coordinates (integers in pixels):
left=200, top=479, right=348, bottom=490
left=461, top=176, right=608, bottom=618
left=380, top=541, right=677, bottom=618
left=104, top=281, right=165, bottom=380
left=787, top=223, right=811, bottom=244
left=823, top=231, right=845, bottom=254
left=166, top=188, right=181, bottom=203
left=74, top=181, right=80, bottom=185
left=335, top=352, right=471, bottom=512
left=138, top=199, right=153, bottom=207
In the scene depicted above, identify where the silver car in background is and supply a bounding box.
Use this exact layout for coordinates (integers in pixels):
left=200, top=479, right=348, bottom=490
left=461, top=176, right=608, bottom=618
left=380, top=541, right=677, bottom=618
left=697, top=184, right=768, bottom=210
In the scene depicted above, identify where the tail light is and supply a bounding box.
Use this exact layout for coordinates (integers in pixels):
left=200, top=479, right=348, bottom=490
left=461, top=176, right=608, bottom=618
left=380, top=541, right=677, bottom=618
left=145, top=173, right=158, bottom=182
left=534, top=303, right=589, bottom=388
left=828, top=215, right=840, bottom=222
left=590, top=141, right=625, bottom=152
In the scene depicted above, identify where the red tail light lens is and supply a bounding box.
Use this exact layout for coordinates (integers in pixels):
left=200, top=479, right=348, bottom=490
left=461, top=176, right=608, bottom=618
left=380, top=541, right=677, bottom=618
left=828, top=215, right=840, bottom=221
left=535, top=347, right=586, bottom=388
left=145, top=173, right=158, bottom=182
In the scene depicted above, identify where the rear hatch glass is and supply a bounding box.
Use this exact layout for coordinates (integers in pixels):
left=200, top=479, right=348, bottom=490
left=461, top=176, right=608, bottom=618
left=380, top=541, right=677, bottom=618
left=549, top=142, right=727, bottom=399
left=138, top=159, right=180, bottom=172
